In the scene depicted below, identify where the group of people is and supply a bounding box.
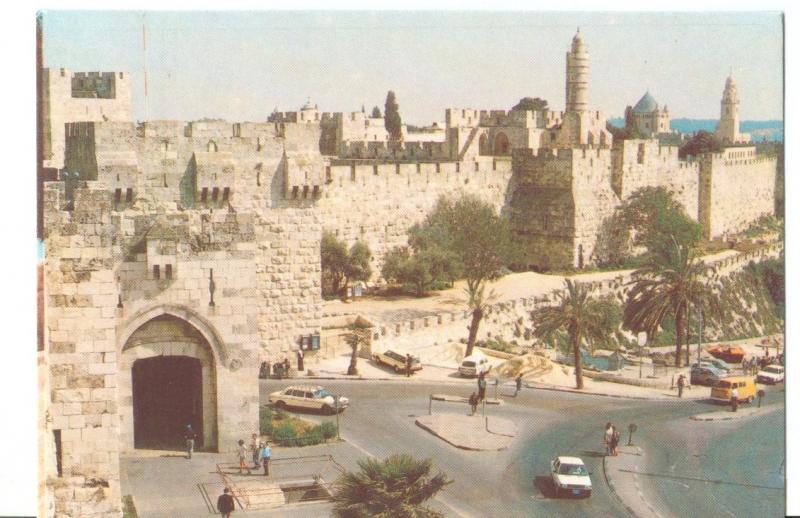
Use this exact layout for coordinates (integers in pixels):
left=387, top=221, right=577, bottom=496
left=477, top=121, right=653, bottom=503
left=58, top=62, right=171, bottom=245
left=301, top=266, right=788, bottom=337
left=236, top=434, right=272, bottom=476
left=260, top=350, right=306, bottom=380
left=467, top=373, right=524, bottom=415
left=603, top=422, right=621, bottom=456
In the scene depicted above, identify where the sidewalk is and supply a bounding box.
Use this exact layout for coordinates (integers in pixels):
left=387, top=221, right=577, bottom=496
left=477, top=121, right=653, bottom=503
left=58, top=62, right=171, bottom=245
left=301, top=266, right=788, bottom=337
left=415, top=412, right=517, bottom=451
left=690, top=403, right=782, bottom=421
left=604, top=444, right=664, bottom=518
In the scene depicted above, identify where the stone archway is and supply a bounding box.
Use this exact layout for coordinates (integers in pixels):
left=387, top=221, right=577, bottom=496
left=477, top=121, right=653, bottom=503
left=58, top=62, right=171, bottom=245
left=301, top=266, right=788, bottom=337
left=119, top=312, right=220, bottom=452
left=478, top=134, right=489, bottom=155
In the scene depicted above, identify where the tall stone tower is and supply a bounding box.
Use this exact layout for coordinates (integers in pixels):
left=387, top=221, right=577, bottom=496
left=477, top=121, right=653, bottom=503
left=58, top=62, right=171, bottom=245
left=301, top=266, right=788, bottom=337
left=715, top=74, right=749, bottom=144
left=565, top=29, right=589, bottom=113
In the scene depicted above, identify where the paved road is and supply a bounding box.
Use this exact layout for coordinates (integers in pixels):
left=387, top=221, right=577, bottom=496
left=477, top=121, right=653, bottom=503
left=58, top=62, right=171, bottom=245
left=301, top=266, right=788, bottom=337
left=260, top=379, right=784, bottom=517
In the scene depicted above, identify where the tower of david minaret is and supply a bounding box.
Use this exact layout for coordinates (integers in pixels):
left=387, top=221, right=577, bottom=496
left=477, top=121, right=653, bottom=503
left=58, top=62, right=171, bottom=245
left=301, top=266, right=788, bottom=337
left=565, top=29, right=589, bottom=113
left=715, top=74, right=750, bottom=144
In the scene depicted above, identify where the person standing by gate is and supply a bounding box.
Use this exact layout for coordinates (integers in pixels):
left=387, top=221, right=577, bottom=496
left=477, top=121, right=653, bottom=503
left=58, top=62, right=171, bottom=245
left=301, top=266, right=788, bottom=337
left=297, top=349, right=305, bottom=372
left=237, top=439, right=250, bottom=475
left=184, top=424, right=195, bottom=459
left=677, top=374, right=686, bottom=398
left=250, top=433, right=260, bottom=469
left=217, top=487, right=235, bottom=518
left=405, top=354, right=413, bottom=377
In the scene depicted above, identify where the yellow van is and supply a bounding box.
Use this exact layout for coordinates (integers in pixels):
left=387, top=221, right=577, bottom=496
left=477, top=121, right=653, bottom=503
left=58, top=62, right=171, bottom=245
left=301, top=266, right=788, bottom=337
left=710, top=376, right=757, bottom=404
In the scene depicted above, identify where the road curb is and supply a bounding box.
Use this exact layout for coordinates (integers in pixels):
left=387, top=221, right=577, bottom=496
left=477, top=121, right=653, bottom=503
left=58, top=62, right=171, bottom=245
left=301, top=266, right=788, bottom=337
left=689, top=404, right=781, bottom=421
left=603, top=445, right=649, bottom=518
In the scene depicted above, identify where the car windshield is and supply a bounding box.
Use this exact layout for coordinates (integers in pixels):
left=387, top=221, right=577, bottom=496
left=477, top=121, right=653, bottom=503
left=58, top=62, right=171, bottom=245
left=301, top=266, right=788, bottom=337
left=462, top=361, right=476, bottom=367
left=314, top=389, right=333, bottom=398
left=764, top=367, right=783, bottom=374
left=558, top=464, right=588, bottom=476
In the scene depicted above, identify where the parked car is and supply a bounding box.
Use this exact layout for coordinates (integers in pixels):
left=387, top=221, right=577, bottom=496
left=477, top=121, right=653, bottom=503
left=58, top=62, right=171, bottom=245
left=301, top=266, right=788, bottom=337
left=459, top=353, right=492, bottom=377
left=373, top=350, right=422, bottom=374
left=269, top=385, right=349, bottom=414
left=550, top=456, right=592, bottom=498
left=690, top=364, right=726, bottom=386
left=756, top=364, right=785, bottom=384
left=710, top=376, right=757, bottom=403
left=700, top=357, right=733, bottom=372
left=692, top=360, right=730, bottom=374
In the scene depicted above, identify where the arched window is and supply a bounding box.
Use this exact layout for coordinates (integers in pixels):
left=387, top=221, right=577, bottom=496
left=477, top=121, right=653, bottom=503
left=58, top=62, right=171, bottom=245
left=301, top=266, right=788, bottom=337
left=478, top=134, right=489, bottom=156
left=207, top=140, right=218, bottom=153
left=494, top=132, right=510, bottom=155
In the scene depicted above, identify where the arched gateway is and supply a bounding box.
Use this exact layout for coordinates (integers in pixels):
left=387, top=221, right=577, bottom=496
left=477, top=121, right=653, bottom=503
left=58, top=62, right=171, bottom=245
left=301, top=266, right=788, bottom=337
left=118, top=307, right=224, bottom=452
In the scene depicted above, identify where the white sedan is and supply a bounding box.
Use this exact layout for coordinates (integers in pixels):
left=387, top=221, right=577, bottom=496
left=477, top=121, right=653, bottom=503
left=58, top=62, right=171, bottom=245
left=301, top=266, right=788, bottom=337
left=268, top=385, right=349, bottom=414
left=550, top=456, right=592, bottom=498
left=756, top=364, right=784, bottom=384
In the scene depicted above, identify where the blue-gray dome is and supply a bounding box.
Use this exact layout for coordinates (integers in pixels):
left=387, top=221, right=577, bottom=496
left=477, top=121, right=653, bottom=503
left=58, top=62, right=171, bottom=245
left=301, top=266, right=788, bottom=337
left=633, top=91, right=658, bottom=113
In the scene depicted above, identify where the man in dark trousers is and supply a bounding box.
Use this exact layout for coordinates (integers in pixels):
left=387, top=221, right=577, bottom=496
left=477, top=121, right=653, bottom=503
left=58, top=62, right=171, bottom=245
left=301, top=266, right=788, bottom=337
left=677, top=374, right=686, bottom=398
left=468, top=392, right=478, bottom=415
left=260, top=442, right=271, bottom=476
left=477, top=372, right=487, bottom=401
left=217, top=487, right=235, bottom=518
left=405, top=354, right=412, bottom=377
left=297, top=349, right=304, bottom=372
left=184, top=424, right=195, bottom=459
left=515, top=374, right=523, bottom=397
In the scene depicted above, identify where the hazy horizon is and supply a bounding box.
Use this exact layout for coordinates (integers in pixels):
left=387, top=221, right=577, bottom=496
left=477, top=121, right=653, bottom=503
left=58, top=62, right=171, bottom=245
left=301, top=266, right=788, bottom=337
left=41, top=11, right=784, bottom=125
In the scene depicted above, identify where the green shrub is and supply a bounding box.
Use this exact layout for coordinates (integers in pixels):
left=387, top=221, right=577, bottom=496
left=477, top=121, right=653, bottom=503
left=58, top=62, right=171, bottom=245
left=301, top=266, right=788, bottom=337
left=259, top=406, right=273, bottom=435
left=296, top=427, right=324, bottom=447
left=319, top=421, right=338, bottom=439
left=273, top=421, right=298, bottom=445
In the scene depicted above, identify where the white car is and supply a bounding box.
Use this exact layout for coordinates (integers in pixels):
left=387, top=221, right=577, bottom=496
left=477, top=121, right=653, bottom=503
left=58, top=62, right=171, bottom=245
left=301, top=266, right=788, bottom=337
left=550, top=456, right=592, bottom=498
left=269, top=385, right=349, bottom=414
left=756, top=364, right=784, bottom=384
left=459, top=354, right=492, bottom=377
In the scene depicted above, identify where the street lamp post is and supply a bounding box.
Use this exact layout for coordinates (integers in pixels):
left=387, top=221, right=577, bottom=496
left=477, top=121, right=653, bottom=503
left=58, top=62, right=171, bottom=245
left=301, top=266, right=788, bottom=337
left=638, top=332, right=647, bottom=379
left=335, top=397, right=340, bottom=440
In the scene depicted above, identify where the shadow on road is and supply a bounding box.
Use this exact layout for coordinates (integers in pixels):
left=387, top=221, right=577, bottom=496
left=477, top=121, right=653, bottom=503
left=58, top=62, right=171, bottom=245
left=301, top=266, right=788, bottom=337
left=578, top=450, right=606, bottom=459
left=533, top=475, right=557, bottom=498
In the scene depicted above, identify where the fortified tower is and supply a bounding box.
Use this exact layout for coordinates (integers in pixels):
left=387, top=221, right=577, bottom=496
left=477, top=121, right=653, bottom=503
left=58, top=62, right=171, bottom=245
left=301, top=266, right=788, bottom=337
left=565, top=30, right=589, bottom=113
left=715, top=74, right=750, bottom=144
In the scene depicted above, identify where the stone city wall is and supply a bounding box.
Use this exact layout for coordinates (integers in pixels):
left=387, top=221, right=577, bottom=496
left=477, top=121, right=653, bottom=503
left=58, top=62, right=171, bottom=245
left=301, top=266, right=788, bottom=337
left=699, top=147, right=777, bottom=240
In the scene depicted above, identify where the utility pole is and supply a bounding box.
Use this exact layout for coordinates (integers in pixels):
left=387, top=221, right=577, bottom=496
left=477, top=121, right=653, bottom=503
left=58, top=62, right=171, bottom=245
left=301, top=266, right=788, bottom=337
left=685, top=303, right=691, bottom=367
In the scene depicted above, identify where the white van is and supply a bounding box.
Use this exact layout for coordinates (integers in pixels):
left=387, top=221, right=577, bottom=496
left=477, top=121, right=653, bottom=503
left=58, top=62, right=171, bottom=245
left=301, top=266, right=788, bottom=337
left=459, top=353, right=491, bottom=377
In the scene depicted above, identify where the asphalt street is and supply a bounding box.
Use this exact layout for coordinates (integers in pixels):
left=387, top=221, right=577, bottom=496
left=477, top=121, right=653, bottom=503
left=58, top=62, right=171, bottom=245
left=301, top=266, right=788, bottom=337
left=259, top=378, right=786, bottom=517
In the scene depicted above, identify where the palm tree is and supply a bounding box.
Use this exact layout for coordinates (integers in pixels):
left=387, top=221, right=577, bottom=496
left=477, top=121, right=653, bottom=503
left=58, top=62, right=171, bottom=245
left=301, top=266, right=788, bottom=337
left=344, top=318, right=372, bottom=376
left=623, top=239, right=713, bottom=367
left=532, top=279, right=618, bottom=389
left=332, top=453, right=451, bottom=518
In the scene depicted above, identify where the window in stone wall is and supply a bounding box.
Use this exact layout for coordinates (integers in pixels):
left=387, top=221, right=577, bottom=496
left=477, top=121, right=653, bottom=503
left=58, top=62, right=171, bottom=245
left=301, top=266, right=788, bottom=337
left=303, top=185, right=310, bottom=198
left=114, top=188, right=122, bottom=204
left=456, top=162, right=460, bottom=173
left=222, top=187, right=230, bottom=201
left=212, top=187, right=219, bottom=202
left=126, top=188, right=133, bottom=203
left=53, top=430, right=63, bottom=477
left=291, top=186, right=299, bottom=199
left=153, top=264, right=160, bottom=280
left=165, top=264, right=173, bottom=280
left=637, top=143, right=645, bottom=164
left=201, top=188, right=208, bottom=202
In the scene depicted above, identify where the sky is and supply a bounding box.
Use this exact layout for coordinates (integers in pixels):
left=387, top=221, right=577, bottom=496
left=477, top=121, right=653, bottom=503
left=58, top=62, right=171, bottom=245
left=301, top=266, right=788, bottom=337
left=41, top=11, right=784, bottom=124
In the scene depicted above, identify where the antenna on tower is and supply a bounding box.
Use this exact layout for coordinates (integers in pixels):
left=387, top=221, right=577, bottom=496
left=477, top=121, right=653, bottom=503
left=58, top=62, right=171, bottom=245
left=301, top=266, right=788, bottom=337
left=142, top=13, right=149, bottom=121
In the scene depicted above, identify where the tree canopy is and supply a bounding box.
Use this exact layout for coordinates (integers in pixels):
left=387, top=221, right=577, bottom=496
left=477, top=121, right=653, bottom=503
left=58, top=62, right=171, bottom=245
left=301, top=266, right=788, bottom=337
left=371, top=106, right=382, bottom=118
left=384, top=91, right=403, bottom=143
left=532, top=280, right=619, bottom=389
left=321, top=231, right=372, bottom=297
left=332, top=454, right=451, bottom=518
left=679, top=130, right=722, bottom=159
left=410, top=194, right=515, bottom=355
left=617, top=186, right=702, bottom=258
left=511, top=97, right=549, bottom=112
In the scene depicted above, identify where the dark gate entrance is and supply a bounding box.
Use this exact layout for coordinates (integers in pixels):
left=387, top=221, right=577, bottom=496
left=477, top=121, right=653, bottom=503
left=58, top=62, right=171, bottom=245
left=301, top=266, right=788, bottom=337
left=132, top=356, right=203, bottom=450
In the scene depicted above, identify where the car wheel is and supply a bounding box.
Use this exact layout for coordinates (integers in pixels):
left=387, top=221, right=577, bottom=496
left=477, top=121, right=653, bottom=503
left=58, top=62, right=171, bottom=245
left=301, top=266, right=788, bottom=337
left=274, top=400, right=286, bottom=410
left=322, top=404, right=333, bottom=415
left=394, top=366, right=401, bottom=373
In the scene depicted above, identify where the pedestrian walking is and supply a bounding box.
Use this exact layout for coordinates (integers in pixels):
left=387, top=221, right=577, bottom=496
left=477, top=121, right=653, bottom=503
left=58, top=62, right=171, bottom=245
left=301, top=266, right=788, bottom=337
left=184, top=424, right=196, bottom=459
left=237, top=439, right=250, bottom=474
left=677, top=374, right=686, bottom=398
left=405, top=354, right=412, bottom=377
left=217, top=487, right=235, bottom=518
left=259, top=361, right=269, bottom=379
left=259, top=442, right=271, bottom=476
left=250, top=433, right=260, bottom=469
left=515, top=374, right=523, bottom=397
left=611, top=426, right=620, bottom=455
left=477, top=373, right=487, bottom=401
left=297, top=349, right=305, bottom=372
left=283, top=358, right=291, bottom=377
left=468, top=392, right=478, bottom=416
left=603, top=422, right=614, bottom=455
left=275, top=362, right=283, bottom=380
left=731, top=387, right=739, bottom=412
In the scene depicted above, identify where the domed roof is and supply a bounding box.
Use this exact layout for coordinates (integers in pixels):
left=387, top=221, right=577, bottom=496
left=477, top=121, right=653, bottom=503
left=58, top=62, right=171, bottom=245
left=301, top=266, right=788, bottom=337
left=633, top=91, right=658, bottom=113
